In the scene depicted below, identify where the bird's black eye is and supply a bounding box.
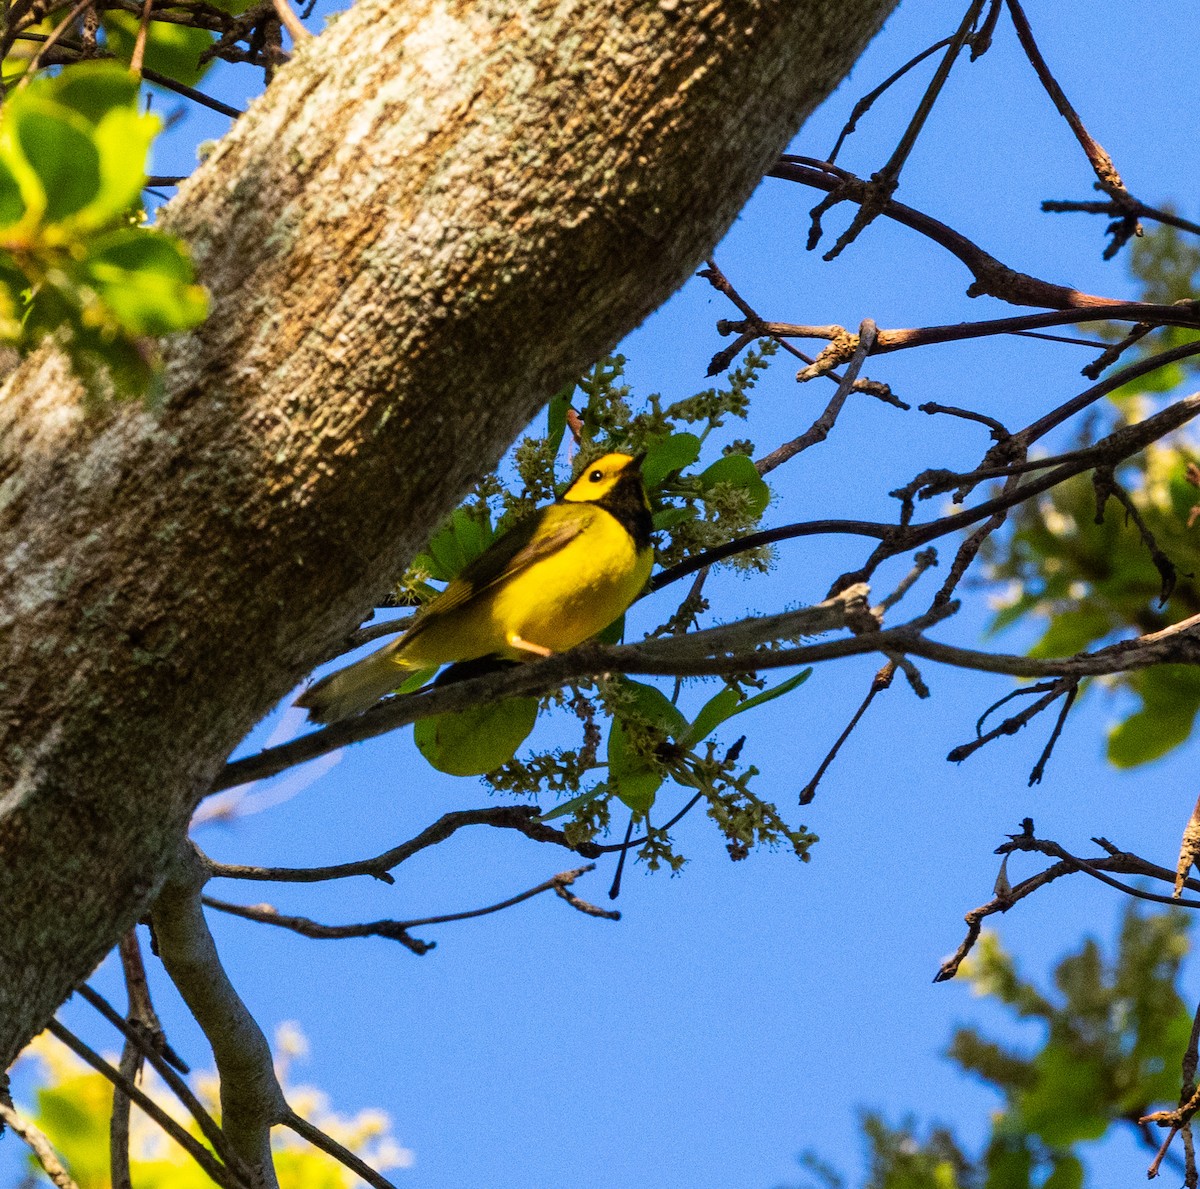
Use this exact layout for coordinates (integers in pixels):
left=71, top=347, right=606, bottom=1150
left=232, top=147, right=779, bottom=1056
left=589, top=469, right=603, bottom=482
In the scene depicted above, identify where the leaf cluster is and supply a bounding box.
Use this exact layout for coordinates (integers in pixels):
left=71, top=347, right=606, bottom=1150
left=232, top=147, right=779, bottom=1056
left=11, top=1024, right=411, bottom=1188
left=0, top=63, right=207, bottom=397
left=394, top=346, right=814, bottom=873
left=985, top=223, right=1200, bottom=767
left=787, top=904, right=1192, bottom=1189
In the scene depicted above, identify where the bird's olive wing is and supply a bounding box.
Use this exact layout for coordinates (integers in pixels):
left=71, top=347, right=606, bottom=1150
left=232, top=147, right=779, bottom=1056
left=412, top=504, right=590, bottom=622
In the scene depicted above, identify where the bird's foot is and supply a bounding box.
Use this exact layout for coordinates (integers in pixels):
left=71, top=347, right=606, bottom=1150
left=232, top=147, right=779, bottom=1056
left=508, top=634, right=554, bottom=658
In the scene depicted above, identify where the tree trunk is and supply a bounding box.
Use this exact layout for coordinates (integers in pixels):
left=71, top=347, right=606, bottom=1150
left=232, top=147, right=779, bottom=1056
left=0, top=0, right=895, bottom=1064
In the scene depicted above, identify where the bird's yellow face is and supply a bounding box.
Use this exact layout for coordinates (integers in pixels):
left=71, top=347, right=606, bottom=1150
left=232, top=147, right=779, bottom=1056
left=562, top=453, right=643, bottom=503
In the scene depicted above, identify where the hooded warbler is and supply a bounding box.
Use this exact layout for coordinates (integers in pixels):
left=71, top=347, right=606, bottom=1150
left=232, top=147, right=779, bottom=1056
left=297, top=452, right=653, bottom=723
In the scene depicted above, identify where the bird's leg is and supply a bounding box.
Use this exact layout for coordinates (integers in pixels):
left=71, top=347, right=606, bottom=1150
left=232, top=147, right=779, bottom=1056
left=508, top=634, right=554, bottom=658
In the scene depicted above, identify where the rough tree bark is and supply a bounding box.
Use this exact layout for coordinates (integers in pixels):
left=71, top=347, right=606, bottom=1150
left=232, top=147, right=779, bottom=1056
left=0, top=0, right=896, bottom=1065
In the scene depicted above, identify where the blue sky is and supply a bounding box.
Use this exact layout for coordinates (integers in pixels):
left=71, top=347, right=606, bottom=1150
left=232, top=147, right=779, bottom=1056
left=6, top=3, right=1199, bottom=1187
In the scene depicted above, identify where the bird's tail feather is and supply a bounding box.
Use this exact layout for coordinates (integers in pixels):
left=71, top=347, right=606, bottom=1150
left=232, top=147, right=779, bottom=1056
left=296, top=649, right=414, bottom=724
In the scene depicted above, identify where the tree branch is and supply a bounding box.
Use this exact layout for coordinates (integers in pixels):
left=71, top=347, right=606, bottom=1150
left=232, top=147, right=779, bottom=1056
left=772, top=155, right=1116, bottom=310
left=202, top=864, right=619, bottom=955
left=151, top=844, right=286, bottom=1186
left=77, top=983, right=239, bottom=1176
left=0, top=1091, right=81, bottom=1189
left=43, top=1020, right=243, bottom=1189
left=201, top=805, right=597, bottom=883
left=282, top=1109, right=400, bottom=1189
left=936, top=833, right=1200, bottom=983
left=0, top=0, right=902, bottom=1066
left=720, top=303, right=1200, bottom=358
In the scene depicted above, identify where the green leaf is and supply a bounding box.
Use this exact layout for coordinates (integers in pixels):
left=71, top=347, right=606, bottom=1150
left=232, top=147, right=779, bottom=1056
left=546, top=384, right=574, bottom=456
left=102, top=13, right=215, bottom=88
left=607, top=718, right=662, bottom=813
left=539, top=789, right=604, bottom=822
left=82, top=228, right=208, bottom=336
left=1041, top=1155, right=1084, bottom=1189
left=0, top=156, right=25, bottom=230
left=595, top=612, right=625, bottom=645
left=34, top=1077, right=112, bottom=1183
left=697, top=452, right=770, bottom=515
left=1107, top=665, right=1200, bottom=768
left=984, top=1136, right=1033, bottom=1189
left=48, top=62, right=141, bottom=125
left=731, top=668, right=811, bottom=714
left=1029, top=606, right=1114, bottom=658
left=84, top=105, right=159, bottom=229
left=413, top=697, right=539, bottom=776
left=424, top=506, right=494, bottom=580
left=12, top=99, right=101, bottom=224
left=1123, top=1004, right=1195, bottom=1109
left=615, top=677, right=688, bottom=739
left=642, top=431, right=701, bottom=488
left=396, top=666, right=437, bottom=694
left=684, top=688, right=740, bottom=749
left=684, top=670, right=811, bottom=748
left=1015, top=1041, right=1108, bottom=1146
left=651, top=505, right=696, bottom=532
left=605, top=679, right=690, bottom=814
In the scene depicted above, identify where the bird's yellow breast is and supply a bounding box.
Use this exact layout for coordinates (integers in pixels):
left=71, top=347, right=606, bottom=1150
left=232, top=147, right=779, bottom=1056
left=400, top=505, right=651, bottom=666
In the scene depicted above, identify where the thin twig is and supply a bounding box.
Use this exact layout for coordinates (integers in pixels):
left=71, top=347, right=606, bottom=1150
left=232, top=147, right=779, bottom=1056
left=1093, top=467, right=1178, bottom=605
left=201, top=805, right=598, bottom=883
left=43, top=1020, right=243, bottom=1189
left=799, top=661, right=894, bottom=804
left=204, top=896, right=431, bottom=954
left=918, top=402, right=1009, bottom=438
left=1083, top=322, right=1153, bottom=380
left=143, top=65, right=243, bottom=117
left=722, top=305, right=1200, bottom=356
left=283, top=1109, right=399, bottom=1189
left=270, top=0, right=308, bottom=40
left=110, top=932, right=160, bottom=1189
left=874, top=547, right=938, bottom=613
left=827, top=36, right=956, bottom=163
left=974, top=681, right=1062, bottom=738
left=0, top=1094, right=80, bottom=1189
left=16, top=0, right=93, bottom=84
left=810, top=0, right=987, bottom=260
left=1043, top=198, right=1200, bottom=242
left=773, top=155, right=1117, bottom=310
left=936, top=834, right=1200, bottom=982
left=702, top=261, right=903, bottom=407
left=1006, top=0, right=1127, bottom=210
left=948, top=683, right=1069, bottom=764
left=399, top=865, right=615, bottom=927
left=1027, top=681, right=1078, bottom=785
left=203, top=865, right=617, bottom=953
left=648, top=519, right=890, bottom=593
left=590, top=791, right=705, bottom=854
left=129, top=0, right=153, bottom=75
left=755, top=319, right=880, bottom=472
left=77, top=984, right=241, bottom=1176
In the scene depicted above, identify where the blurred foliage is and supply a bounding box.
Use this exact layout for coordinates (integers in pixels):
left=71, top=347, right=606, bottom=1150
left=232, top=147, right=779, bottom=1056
left=391, top=346, right=816, bottom=872
left=984, top=222, right=1200, bottom=767
left=781, top=904, right=1193, bottom=1189
left=10, top=1022, right=411, bottom=1187
left=0, top=62, right=207, bottom=398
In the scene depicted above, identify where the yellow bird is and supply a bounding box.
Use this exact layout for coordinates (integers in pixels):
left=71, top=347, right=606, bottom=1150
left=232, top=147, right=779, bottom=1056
left=297, top=452, right=653, bottom=723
